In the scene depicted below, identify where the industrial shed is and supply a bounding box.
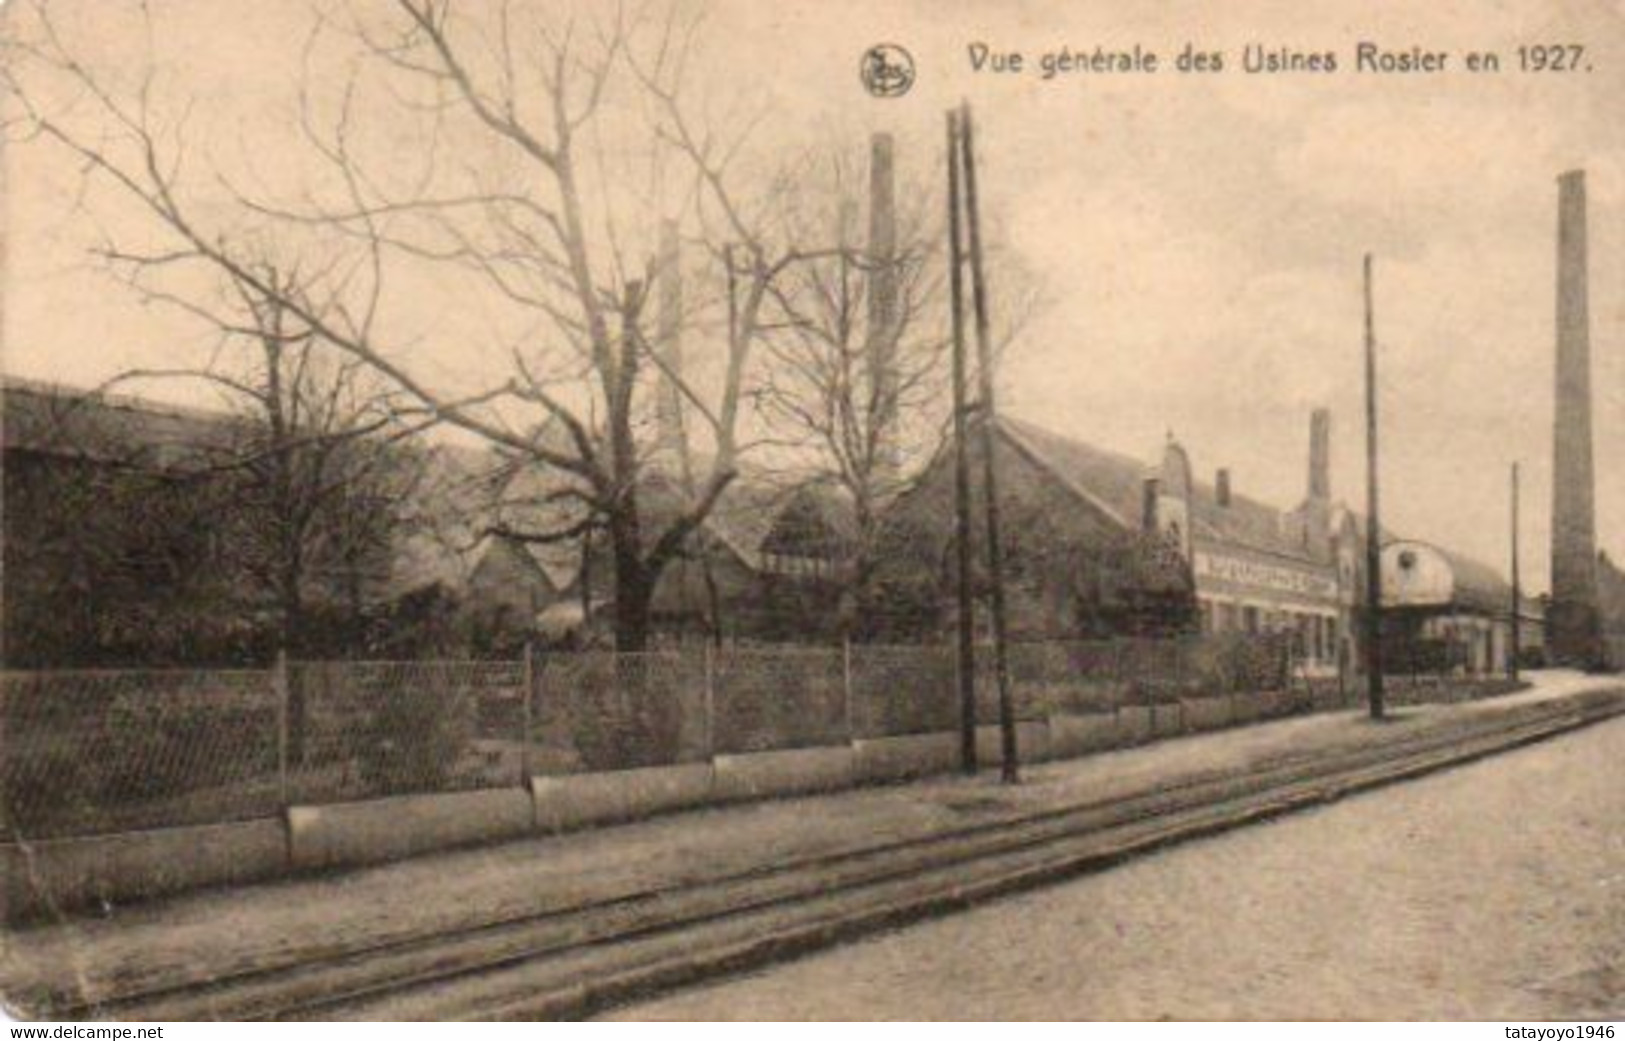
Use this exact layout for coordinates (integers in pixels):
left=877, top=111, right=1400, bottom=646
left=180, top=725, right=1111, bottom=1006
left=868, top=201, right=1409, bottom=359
left=1379, top=539, right=1534, bottom=676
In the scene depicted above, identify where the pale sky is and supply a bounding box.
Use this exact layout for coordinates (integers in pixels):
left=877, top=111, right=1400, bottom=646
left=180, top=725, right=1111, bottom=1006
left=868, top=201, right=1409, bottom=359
left=4, top=0, right=1623, bottom=592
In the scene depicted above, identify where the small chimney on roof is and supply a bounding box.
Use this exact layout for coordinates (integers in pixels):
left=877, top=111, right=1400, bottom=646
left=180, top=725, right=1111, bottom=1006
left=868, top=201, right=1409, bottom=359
left=1142, top=477, right=1160, bottom=532
left=1308, top=408, right=1332, bottom=501
left=1215, top=468, right=1232, bottom=508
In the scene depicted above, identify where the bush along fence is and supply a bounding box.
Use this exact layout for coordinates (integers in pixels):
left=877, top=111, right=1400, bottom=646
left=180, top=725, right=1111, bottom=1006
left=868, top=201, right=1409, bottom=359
left=0, top=635, right=1536, bottom=920
left=0, top=631, right=1540, bottom=847
left=0, top=635, right=1292, bottom=843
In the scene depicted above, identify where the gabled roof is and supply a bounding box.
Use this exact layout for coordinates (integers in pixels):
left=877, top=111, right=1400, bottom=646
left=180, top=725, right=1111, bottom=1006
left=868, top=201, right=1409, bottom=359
left=996, top=415, right=1146, bottom=528
left=478, top=449, right=857, bottom=590
left=484, top=457, right=591, bottom=590
left=2, top=377, right=244, bottom=468
left=1189, top=482, right=1317, bottom=562
left=384, top=441, right=506, bottom=598
left=996, top=414, right=1322, bottom=563
left=3, top=377, right=510, bottom=603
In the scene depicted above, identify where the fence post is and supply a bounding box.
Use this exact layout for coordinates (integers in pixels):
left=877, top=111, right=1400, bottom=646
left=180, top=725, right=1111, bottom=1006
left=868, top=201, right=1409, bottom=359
left=1109, top=638, right=1123, bottom=718
left=1285, top=638, right=1300, bottom=711
left=521, top=641, right=535, bottom=784
left=702, top=641, right=715, bottom=761
left=842, top=638, right=854, bottom=743
left=274, top=649, right=290, bottom=809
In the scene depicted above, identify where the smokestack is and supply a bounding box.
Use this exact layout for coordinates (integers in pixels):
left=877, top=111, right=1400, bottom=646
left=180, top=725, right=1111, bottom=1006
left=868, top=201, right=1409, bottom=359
left=867, top=132, right=900, bottom=480
left=1308, top=408, right=1331, bottom=501
left=1550, top=169, right=1602, bottom=668
left=1142, top=477, right=1160, bottom=533
left=1215, top=469, right=1232, bottom=507
left=655, top=218, right=687, bottom=466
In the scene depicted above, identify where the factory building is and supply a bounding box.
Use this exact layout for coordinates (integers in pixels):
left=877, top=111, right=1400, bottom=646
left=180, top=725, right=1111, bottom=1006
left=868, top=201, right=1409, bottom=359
left=1379, top=540, right=1539, bottom=676
left=876, top=409, right=1359, bottom=672
left=1175, top=409, right=1359, bottom=676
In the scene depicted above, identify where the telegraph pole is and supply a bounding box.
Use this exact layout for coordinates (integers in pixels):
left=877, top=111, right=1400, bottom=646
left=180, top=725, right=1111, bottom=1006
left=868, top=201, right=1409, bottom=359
left=1363, top=254, right=1387, bottom=720
left=946, top=110, right=978, bottom=774
left=1510, top=462, right=1522, bottom=682
left=960, top=102, right=1020, bottom=783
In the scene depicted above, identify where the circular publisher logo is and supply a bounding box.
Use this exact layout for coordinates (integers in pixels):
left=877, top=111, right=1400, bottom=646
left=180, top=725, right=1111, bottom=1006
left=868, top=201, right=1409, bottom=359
left=860, top=44, right=915, bottom=98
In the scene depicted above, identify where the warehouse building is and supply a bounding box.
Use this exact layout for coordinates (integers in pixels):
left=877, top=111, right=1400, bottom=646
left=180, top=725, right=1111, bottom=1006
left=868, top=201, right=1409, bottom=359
left=1174, top=409, right=1359, bottom=676
left=1379, top=539, right=1540, bottom=676
left=874, top=409, right=1357, bottom=671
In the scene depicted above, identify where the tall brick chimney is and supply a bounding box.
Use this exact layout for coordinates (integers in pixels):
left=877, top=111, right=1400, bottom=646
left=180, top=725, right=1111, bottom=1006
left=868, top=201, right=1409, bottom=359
left=654, top=218, right=687, bottom=467
left=1308, top=408, right=1331, bottom=501
left=1550, top=169, right=1602, bottom=668
left=866, top=132, right=900, bottom=481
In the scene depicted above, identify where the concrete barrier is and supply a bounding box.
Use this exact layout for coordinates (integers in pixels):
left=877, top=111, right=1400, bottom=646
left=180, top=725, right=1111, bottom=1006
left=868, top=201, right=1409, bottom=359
left=975, top=720, right=1052, bottom=765
left=1, top=817, right=286, bottom=923
left=288, top=788, right=533, bottom=872
left=1181, top=695, right=1232, bottom=733
left=1118, top=705, right=1153, bottom=745
left=531, top=762, right=714, bottom=832
left=1151, top=702, right=1185, bottom=739
left=852, top=732, right=961, bottom=784
left=712, top=746, right=856, bottom=802
left=1047, top=712, right=1123, bottom=758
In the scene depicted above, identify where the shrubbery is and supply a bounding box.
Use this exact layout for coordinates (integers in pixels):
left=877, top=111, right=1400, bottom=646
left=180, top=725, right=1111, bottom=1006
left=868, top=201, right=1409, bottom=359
left=353, top=684, right=478, bottom=794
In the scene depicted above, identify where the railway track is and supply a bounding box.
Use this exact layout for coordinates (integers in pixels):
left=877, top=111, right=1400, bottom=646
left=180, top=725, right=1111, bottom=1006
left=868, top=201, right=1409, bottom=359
left=56, top=687, right=1625, bottom=1022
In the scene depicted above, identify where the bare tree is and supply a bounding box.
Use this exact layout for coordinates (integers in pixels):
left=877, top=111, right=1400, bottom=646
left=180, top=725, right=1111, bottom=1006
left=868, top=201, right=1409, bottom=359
left=78, top=261, right=434, bottom=751
left=752, top=142, right=1041, bottom=635
left=97, top=274, right=422, bottom=642
left=6, top=0, right=835, bottom=650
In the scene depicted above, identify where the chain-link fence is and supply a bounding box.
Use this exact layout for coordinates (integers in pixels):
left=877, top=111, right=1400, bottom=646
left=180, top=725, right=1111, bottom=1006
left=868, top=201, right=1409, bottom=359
left=1, top=669, right=280, bottom=840
left=3, top=633, right=1302, bottom=840
left=848, top=644, right=958, bottom=739
left=286, top=660, right=526, bottom=803
left=530, top=651, right=709, bottom=774
left=712, top=647, right=848, bottom=754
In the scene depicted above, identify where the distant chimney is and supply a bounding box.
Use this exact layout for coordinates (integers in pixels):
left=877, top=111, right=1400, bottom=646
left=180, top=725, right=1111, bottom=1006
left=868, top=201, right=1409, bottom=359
left=1308, top=408, right=1331, bottom=501
left=654, top=219, right=688, bottom=467
left=1142, top=477, right=1160, bottom=532
left=1550, top=169, right=1602, bottom=667
left=866, top=132, right=900, bottom=481
left=1215, top=468, right=1232, bottom=508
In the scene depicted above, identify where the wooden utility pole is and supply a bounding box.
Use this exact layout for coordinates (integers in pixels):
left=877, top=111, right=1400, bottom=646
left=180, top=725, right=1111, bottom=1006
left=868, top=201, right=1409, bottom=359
left=1510, top=462, right=1522, bottom=682
left=960, top=102, right=1019, bottom=782
left=946, top=110, right=978, bottom=774
left=1362, top=254, right=1387, bottom=720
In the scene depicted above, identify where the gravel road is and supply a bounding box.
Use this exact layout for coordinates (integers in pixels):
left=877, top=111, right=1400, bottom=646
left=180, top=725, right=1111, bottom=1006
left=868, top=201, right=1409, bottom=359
left=609, top=715, right=1625, bottom=1020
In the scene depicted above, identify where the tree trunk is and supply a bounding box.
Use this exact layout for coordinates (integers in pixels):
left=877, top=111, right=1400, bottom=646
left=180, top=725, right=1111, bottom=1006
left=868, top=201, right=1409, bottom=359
left=609, top=515, right=653, bottom=652
left=280, top=559, right=309, bottom=764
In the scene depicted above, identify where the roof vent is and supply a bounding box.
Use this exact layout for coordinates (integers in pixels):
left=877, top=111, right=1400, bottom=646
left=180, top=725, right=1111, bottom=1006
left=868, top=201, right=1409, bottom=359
left=1216, top=468, right=1232, bottom=508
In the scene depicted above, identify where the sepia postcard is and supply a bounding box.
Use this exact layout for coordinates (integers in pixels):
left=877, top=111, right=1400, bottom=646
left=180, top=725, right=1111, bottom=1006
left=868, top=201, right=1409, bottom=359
left=0, top=0, right=1621, bottom=1025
